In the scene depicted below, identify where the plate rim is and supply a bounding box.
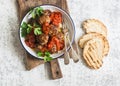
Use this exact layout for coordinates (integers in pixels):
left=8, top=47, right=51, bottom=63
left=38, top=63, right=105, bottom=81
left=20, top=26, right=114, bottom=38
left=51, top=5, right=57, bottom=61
left=19, top=4, right=76, bottom=59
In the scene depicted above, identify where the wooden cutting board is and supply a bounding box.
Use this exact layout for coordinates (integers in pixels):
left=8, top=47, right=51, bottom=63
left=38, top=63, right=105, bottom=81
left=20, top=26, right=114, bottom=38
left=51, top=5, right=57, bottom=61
left=17, top=0, right=69, bottom=79
left=18, top=0, right=69, bottom=20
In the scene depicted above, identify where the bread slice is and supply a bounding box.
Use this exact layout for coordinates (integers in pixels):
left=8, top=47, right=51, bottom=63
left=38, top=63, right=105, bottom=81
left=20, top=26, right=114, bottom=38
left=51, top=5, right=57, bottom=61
left=82, top=19, right=107, bottom=37
left=79, top=33, right=109, bottom=56
left=83, top=38, right=103, bottom=69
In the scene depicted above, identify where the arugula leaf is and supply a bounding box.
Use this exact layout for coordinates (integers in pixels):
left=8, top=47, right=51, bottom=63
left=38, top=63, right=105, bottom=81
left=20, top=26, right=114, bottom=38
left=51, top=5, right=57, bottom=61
left=44, top=56, right=53, bottom=62
left=37, top=51, right=43, bottom=57
left=34, top=27, right=42, bottom=35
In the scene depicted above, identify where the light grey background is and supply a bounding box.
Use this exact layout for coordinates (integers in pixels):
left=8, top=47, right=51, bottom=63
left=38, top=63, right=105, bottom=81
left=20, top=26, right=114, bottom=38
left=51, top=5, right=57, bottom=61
left=0, top=0, right=120, bottom=86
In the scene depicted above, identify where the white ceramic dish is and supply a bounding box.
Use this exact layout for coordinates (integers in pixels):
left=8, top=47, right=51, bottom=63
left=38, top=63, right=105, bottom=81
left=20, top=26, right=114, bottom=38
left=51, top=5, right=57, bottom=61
left=19, top=4, right=75, bottom=59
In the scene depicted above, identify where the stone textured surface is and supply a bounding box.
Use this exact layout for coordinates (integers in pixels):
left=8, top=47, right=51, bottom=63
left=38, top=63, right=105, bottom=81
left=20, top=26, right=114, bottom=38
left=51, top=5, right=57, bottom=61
left=0, top=0, right=120, bottom=86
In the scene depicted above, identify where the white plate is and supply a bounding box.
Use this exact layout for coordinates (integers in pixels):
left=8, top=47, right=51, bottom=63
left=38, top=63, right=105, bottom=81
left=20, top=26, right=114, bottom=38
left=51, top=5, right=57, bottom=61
left=19, top=5, right=75, bottom=59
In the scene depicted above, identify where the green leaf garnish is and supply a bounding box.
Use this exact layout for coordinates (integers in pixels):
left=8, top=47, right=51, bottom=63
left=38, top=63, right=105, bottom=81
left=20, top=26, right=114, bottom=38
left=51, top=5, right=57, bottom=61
left=44, top=56, right=53, bottom=62
left=34, top=27, right=42, bottom=35
left=30, top=7, right=44, bottom=19
left=21, top=22, right=28, bottom=37
left=28, top=24, right=32, bottom=28
left=21, top=22, right=33, bottom=37
left=27, top=28, right=32, bottom=34
left=45, top=51, right=50, bottom=57
left=37, top=51, right=43, bottom=57
left=21, top=27, right=27, bottom=37
left=36, top=51, right=53, bottom=62
left=27, top=24, right=32, bottom=33
left=31, top=10, right=36, bottom=19
left=36, top=7, right=44, bottom=16
left=44, top=51, right=52, bottom=62
left=21, top=22, right=28, bottom=29
left=33, top=22, right=41, bottom=28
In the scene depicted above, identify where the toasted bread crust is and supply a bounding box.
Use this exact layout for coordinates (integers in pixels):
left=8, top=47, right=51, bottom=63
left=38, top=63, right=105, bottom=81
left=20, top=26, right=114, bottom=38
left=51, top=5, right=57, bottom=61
left=83, top=38, right=103, bottom=69
left=79, top=33, right=109, bottom=56
left=82, top=19, right=107, bottom=37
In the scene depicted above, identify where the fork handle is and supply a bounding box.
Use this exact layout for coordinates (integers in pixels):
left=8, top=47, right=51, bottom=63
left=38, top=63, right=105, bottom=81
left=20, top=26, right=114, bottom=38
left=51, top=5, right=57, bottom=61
left=64, top=51, right=70, bottom=65
left=72, top=54, right=79, bottom=63
left=71, top=49, right=79, bottom=63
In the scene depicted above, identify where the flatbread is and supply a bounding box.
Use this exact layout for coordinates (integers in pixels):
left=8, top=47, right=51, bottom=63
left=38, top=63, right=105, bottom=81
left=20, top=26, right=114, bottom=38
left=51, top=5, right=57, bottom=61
left=82, top=19, right=107, bottom=37
left=79, top=33, right=109, bottom=56
left=83, top=38, right=103, bottom=69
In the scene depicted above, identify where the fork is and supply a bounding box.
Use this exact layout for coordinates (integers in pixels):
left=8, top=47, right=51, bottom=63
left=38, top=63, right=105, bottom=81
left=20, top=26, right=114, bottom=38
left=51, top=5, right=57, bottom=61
left=67, top=34, right=79, bottom=63
left=62, top=20, right=70, bottom=65
left=62, top=19, right=79, bottom=63
left=64, top=32, right=70, bottom=65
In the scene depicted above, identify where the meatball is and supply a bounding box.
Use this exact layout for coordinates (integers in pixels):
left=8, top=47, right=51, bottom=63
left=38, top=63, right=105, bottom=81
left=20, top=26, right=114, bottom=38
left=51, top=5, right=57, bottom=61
left=38, top=15, right=50, bottom=24
left=36, top=34, right=49, bottom=45
left=49, top=25, right=59, bottom=36
left=44, top=10, right=51, bottom=16
left=37, top=45, right=47, bottom=53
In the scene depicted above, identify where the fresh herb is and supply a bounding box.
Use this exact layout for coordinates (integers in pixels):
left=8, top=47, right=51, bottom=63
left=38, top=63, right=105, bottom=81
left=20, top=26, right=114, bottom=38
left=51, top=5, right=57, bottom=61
left=44, top=56, right=53, bottom=62
left=27, top=24, right=32, bottom=28
left=21, top=22, right=28, bottom=29
left=21, top=22, right=42, bottom=37
left=21, top=28, right=27, bottom=37
left=33, top=22, right=41, bottom=28
left=27, top=28, right=31, bottom=34
left=27, top=24, right=32, bottom=33
left=34, top=27, right=42, bottom=35
left=30, top=7, right=44, bottom=19
left=45, top=51, right=50, bottom=57
left=31, top=10, right=36, bottom=19
left=36, top=7, right=44, bottom=16
left=21, top=22, right=28, bottom=37
left=44, top=51, right=53, bottom=62
left=21, top=22, right=32, bottom=37
left=33, top=23, right=42, bottom=35
left=37, top=51, right=53, bottom=62
left=37, top=51, right=43, bottom=57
